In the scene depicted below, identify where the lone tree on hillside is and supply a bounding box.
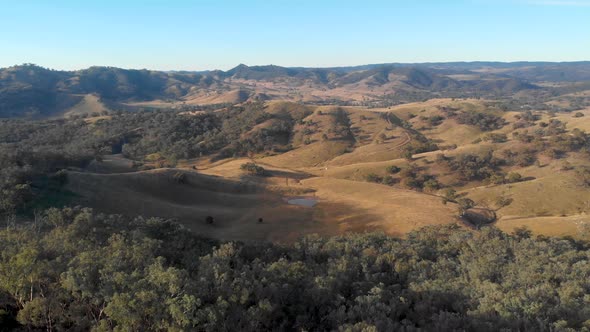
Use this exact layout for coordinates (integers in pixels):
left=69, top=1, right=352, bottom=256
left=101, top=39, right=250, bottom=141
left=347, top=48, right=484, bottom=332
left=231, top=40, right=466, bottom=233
left=240, top=162, right=266, bottom=176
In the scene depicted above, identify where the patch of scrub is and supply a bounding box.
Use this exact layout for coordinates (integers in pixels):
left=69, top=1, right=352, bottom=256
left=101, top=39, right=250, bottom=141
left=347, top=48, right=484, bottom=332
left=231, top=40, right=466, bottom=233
left=286, top=197, right=318, bottom=207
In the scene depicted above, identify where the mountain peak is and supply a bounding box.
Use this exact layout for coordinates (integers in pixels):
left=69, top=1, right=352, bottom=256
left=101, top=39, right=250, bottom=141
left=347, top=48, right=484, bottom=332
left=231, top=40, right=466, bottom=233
left=231, top=63, right=249, bottom=70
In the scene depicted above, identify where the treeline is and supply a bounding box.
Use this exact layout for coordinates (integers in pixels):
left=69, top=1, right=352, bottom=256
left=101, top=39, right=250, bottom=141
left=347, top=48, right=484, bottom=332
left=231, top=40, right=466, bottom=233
left=0, top=118, right=99, bottom=215
left=1, top=207, right=590, bottom=331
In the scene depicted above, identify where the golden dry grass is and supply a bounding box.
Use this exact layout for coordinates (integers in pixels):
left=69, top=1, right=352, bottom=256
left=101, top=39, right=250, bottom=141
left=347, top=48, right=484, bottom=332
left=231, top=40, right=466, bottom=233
left=301, top=177, right=458, bottom=236
left=496, top=214, right=590, bottom=239
left=467, top=170, right=590, bottom=218
left=555, top=107, right=590, bottom=131
left=67, top=99, right=590, bottom=241
left=261, top=141, right=351, bottom=168
left=65, top=169, right=323, bottom=243
left=63, top=94, right=110, bottom=117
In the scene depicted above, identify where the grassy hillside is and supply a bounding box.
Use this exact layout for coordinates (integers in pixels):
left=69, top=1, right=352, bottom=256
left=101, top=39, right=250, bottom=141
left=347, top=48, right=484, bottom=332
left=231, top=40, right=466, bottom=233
left=65, top=169, right=320, bottom=242
left=2, top=94, right=590, bottom=242
left=59, top=93, right=110, bottom=117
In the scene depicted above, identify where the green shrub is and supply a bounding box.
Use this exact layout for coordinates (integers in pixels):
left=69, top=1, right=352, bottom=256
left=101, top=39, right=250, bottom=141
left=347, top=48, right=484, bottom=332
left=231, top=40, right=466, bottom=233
left=386, top=165, right=401, bottom=174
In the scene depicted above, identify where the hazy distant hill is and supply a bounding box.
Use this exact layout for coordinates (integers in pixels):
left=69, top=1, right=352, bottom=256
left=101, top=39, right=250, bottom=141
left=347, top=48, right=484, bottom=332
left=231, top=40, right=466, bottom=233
left=1, top=61, right=589, bottom=117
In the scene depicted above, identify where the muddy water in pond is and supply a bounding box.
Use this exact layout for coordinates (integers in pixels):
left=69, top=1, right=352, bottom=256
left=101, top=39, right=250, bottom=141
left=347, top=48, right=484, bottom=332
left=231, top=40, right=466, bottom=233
left=286, top=197, right=318, bottom=207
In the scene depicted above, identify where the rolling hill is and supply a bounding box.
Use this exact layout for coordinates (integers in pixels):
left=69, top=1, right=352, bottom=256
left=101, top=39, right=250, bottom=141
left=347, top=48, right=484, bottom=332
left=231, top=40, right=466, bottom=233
left=2, top=61, right=590, bottom=242
left=3, top=61, right=589, bottom=118
left=17, top=98, right=581, bottom=241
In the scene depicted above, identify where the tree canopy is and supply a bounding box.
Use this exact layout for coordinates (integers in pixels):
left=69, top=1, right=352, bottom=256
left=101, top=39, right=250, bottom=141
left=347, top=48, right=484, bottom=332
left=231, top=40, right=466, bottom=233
left=1, top=207, right=590, bottom=331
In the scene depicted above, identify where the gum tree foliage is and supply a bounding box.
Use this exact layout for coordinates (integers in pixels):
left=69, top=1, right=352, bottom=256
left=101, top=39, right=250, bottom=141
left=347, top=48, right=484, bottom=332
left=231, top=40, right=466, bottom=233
left=442, top=152, right=504, bottom=181
left=2, top=207, right=590, bottom=331
left=443, top=109, right=507, bottom=131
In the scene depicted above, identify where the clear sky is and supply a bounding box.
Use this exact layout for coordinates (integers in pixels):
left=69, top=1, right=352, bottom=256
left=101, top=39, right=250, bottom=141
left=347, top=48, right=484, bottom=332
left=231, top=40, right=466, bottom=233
left=1, top=0, right=589, bottom=71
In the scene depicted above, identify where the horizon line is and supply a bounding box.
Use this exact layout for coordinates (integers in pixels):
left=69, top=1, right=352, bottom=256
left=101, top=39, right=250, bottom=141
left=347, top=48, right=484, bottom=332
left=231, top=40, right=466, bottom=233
left=3, top=60, right=590, bottom=73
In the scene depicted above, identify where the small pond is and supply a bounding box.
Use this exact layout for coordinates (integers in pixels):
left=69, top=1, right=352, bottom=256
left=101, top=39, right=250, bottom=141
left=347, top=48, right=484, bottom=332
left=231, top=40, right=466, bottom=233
left=286, top=197, right=318, bottom=208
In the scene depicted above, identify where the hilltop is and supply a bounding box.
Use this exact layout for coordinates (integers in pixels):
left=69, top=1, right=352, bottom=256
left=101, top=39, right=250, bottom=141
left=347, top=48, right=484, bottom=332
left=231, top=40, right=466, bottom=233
left=2, top=61, right=590, bottom=118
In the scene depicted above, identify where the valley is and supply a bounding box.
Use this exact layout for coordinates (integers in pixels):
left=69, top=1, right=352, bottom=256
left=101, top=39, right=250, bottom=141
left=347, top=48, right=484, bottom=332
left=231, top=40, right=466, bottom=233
left=4, top=1, right=590, bottom=329
left=44, top=97, right=590, bottom=242
left=2, top=62, right=590, bottom=243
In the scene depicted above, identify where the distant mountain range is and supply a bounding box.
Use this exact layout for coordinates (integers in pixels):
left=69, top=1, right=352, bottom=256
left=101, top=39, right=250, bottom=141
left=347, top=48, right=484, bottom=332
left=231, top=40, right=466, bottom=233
left=1, top=61, right=589, bottom=118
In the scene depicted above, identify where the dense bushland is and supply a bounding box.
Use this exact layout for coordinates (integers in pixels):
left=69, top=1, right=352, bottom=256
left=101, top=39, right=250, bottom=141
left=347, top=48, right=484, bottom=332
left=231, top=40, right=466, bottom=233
left=1, top=207, right=590, bottom=331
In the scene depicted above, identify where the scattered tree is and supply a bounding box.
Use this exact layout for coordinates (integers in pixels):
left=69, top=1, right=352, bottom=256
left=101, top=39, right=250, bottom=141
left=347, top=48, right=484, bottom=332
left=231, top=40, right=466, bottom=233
left=240, top=162, right=266, bottom=176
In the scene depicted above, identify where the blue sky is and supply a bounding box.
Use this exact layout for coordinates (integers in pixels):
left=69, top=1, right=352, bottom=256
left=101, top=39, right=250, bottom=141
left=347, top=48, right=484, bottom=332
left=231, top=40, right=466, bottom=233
left=1, top=0, right=589, bottom=70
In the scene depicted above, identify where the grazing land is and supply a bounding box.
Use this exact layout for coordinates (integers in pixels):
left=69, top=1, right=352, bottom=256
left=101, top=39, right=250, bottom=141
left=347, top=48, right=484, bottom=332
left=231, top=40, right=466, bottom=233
left=2, top=62, right=590, bottom=241
left=2, top=61, right=590, bottom=330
